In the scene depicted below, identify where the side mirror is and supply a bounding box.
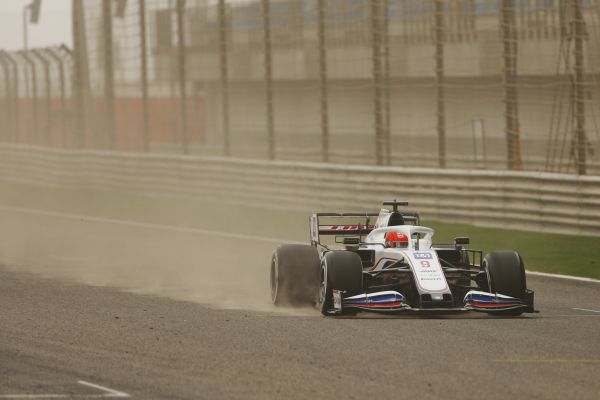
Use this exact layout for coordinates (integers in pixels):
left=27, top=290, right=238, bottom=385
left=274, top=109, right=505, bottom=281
left=454, top=237, right=470, bottom=246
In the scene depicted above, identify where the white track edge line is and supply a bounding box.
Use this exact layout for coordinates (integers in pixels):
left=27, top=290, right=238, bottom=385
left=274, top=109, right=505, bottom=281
left=0, top=380, right=130, bottom=399
left=0, top=205, right=303, bottom=246
left=77, top=381, right=130, bottom=398
left=572, top=308, right=600, bottom=313
left=1, top=205, right=597, bottom=283
left=525, top=270, right=600, bottom=284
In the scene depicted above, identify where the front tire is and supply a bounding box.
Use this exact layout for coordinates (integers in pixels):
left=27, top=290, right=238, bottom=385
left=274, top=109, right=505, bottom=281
left=317, top=251, right=363, bottom=316
left=483, top=250, right=527, bottom=316
left=270, top=244, right=320, bottom=306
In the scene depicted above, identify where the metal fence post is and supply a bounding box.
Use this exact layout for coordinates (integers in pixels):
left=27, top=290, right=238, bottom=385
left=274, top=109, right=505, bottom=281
left=501, top=0, right=522, bottom=170
left=20, top=51, right=39, bottom=144
left=218, top=0, right=231, bottom=157
left=573, top=0, right=587, bottom=175
left=176, top=0, right=188, bottom=154
left=382, top=0, right=391, bottom=166
left=32, top=49, right=52, bottom=146
left=434, top=0, right=446, bottom=168
left=2, top=52, right=20, bottom=142
left=317, top=0, right=330, bottom=163
left=139, top=0, right=150, bottom=152
left=261, top=0, right=275, bottom=160
left=46, top=46, right=69, bottom=147
left=102, top=0, right=116, bottom=150
left=72, top=0, right=90, bottom=149
left=22, top=7, right=30, bottom=140
left=0, top=53, right=13, bottom=142
left=371, top=0, right=384, bottom=166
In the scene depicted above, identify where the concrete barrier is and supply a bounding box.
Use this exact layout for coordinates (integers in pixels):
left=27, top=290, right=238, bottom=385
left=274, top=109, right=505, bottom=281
left=1, top=144, right=599, bottom=236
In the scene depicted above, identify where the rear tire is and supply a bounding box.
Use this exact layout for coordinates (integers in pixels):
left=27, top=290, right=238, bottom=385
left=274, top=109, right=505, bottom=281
left=483, top=250, right=526, bottom=316
left=270, top=244, right=320, bottom=306
left=317, top=251, right=363, bottom=316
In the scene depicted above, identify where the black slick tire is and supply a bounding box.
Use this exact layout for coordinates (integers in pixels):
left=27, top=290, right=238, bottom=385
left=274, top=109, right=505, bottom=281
left=270, top=244, right=320, bottom=306
left=483, top=250, right=527, bottom=316
left=317, top=251, right=363, bottom=316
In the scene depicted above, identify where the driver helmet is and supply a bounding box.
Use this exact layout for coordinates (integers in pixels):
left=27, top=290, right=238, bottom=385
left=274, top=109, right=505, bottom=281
left=385, top=231, right=409, bottom=248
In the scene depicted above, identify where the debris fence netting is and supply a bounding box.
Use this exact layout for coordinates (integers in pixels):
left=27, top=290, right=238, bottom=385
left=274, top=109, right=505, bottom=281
left=1, top=0, right=599, bottom=175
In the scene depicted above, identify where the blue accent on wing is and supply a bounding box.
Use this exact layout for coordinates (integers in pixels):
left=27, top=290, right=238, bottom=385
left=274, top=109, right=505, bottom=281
left=344, top=292, right=405, bottom=305
left=465, top=293, right=521, bottom=304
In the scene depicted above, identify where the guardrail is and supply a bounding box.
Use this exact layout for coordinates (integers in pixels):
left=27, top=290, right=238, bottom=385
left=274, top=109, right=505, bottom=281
left=1, top=144, right=599, bottom=236
left=151, top=138, right=600, bottom=175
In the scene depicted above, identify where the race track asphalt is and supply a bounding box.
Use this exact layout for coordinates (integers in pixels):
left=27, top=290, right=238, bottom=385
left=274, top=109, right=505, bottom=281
left=0, top=207, right=599, bottom=399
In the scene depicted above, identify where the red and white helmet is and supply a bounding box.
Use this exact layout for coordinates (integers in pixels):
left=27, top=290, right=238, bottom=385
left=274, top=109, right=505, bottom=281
left=384, top=231, right=409, bottom=248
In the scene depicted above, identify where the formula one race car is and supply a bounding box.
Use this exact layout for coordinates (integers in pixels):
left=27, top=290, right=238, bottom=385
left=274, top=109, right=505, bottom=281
left=270, top=200, right=535, bottom=316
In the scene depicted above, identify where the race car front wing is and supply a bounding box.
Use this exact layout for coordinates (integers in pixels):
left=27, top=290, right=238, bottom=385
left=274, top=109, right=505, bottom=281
left=331, top=289, right=535, bottom=314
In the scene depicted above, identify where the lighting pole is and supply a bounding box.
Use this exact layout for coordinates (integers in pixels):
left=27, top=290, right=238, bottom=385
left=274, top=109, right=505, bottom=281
left=23, top=5, right=29, bottom=50
left=23, top=0, right=42, bottom=50
left=22, top=0, right=41, bottom=145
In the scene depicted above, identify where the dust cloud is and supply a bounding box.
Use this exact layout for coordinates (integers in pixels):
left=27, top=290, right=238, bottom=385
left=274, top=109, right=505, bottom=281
left=0, top=207, right=315, bottom=316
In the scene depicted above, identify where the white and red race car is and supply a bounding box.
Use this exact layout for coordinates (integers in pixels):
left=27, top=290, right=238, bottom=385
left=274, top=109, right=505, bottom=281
left=270, top=200, right=535, bottom=316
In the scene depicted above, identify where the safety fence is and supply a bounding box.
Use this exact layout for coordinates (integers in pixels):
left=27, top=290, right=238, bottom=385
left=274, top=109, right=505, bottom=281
left=1, top=143, right=599, bottom=236
left=0, top=45, right=73, bottom=148
left=2, top=1, right=600, bottom=175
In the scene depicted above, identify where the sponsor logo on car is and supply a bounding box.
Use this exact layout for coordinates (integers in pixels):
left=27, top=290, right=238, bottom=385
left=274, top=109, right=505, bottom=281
left=414, top=252, right=433, bottom=259
left=324, top=225, right=375, bottom=231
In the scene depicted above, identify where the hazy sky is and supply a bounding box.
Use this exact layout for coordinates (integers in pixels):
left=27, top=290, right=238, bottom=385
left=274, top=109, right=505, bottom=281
left=0, top=0, right=72, bottom=51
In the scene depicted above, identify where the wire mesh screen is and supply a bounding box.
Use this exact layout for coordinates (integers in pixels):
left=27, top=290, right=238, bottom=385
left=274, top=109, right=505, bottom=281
left=1, top=0, right=600, bottom=175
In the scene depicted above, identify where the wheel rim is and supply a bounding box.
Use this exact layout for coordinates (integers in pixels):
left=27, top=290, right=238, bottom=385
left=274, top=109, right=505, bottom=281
left=270, top=253, right=279, bottom=303
left=483, top=259, right=493, bottom=294
left=317, top=263, right=327, bottom=308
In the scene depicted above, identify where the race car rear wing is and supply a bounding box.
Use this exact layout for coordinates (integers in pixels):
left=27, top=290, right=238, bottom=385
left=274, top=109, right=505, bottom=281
left=311, top=213, right=379, bottom=245
left=310, top=211, right=420, bottom=246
